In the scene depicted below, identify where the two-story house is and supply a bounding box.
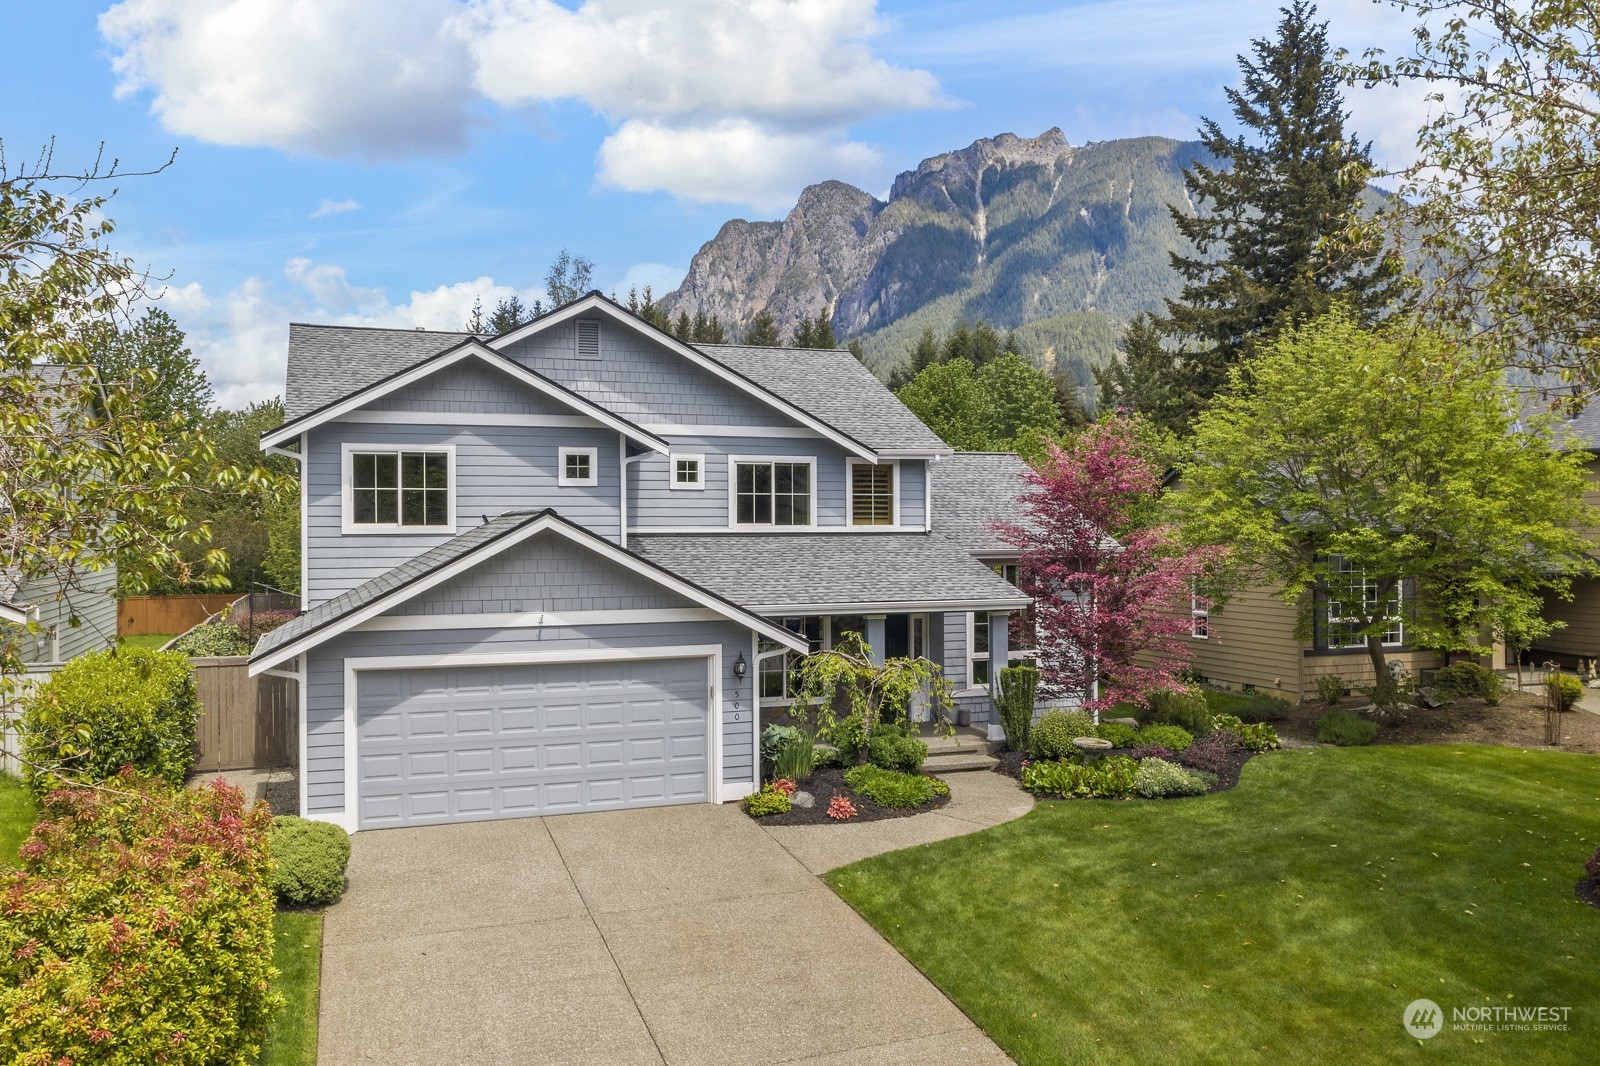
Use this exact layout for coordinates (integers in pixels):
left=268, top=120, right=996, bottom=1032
left=249, top=293, right=1029, bottom=832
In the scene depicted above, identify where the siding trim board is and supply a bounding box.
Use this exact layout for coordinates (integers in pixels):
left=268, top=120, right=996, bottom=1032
left=354, top=607, right=725, bottom=632
left=330, top=643, right=725, bottom=833
left=263, top=339, right=670, bottom=454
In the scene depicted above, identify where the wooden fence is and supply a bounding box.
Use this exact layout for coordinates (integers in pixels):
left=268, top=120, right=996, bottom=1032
left=118, top=595, right=239, bottom=637
left=191, top=656, right=297, bottom=772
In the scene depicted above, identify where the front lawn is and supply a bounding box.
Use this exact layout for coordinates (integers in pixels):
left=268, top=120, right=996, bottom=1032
left=118, top=633, right=177, bottom=652
left=829, top=746, right=1600, bottom=1064
left=0, top=773, right=38, bottom=864
left=258, top=911, right=324, bottom=1066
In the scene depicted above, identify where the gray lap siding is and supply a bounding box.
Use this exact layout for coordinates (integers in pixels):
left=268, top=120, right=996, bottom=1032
left=305, top=422, right=621, bottom=605
left=302, top=620, right=759, bottom=818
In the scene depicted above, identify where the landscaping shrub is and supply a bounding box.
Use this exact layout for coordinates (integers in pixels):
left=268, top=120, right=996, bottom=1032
left=1586, top=845, right=1600, bottom=880
left=1129, top=744, right=1176, bottom=762
left=1362, top=674, right=1412, bottom=715
left=1180, top=729, right=1243, bottom=775
left=997, top=664, right=1039, bottom=753
left=1094, top=722, right=1140, bottom=748
left=843, top=765, right=949, bottom=808
left=1233, top=693, right=1291, bottom=723
left=1212, top=714, right=1281, bottom=753
left=239, top=609, right=297, bottom=637
left=1433, top=662, right=1504, bottom=706
left=828, top=715, right=866, bottom=764
left=170, top=621, right=251, bottom=657
left=1143, top=686, right=1213, bottom=736
left=1135, top=758, right=1213, bottom=798
left=1020, top=755, right=1139, bottom=799
left=1546, top=673, right=1584, bottom=712
left=760, top=724, right=802, bottom=771
left=867, top=726, right=928, bottom=773
left=744, top=783, right=791, bottom=816
left=1315, top=673, right=1351, bottom=705
left=827, top=794, right=858, bottom=820
left=21, top=647, right=198, bottom=794
left=1133, top=725, right=1193, bottom=753
left=1317, top=709, right=1379, bottom=746
left=1029, top=708, right=1096, bottom=760
left=0, top=771, right=278, bottom=1064
left=267, top=816, right=352, bottom=907
left=774, top=730, right=819, bottom=781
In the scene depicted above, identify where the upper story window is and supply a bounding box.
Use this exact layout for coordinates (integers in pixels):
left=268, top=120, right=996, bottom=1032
left=671, top=453, right=704, bottom=490
left=732, top=457, right=813, bottom=526
left=559, top=447, right=598, bottom=487
left=1316, top=559, right=1405, bottom=649
left=849, top=461, right=896, bottom=526
left=345, top=446, right=452, bottom=532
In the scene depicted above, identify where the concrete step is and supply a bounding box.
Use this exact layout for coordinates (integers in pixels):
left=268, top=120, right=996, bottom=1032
left=919, top=730, right=1003, bottom=757
left=922, top=751, right=1000, bottom=773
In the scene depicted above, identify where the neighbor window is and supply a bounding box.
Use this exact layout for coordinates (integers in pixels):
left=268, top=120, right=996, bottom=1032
left=671, top=453, right=704, bottom=490
left=969, top=612, right=991, bottom=688
left=349, top=449, right=450, bottom=528
left=1316, top=559, right=1404, bottom=649
left=1191, top=585, right=1209, bottom=638
left=559, top=447, right=598, bottom=487
left=849, top=461, right=895, bottom=525
left=733, top=459, right=812, bottom=526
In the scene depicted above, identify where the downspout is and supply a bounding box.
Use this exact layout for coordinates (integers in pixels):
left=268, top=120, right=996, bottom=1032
left=618, top=433, right=651, bottom=548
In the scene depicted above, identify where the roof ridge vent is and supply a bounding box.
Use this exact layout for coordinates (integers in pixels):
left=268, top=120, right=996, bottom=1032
left=576, top=318, right=601, bottom=359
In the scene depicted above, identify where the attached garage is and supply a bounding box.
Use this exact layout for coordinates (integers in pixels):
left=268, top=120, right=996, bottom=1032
left=354, top=656, right=710, bottom=829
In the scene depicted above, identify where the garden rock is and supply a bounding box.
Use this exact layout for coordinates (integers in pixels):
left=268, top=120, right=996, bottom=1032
left=791, top=791, right=815, bottom=809
left=1073, top=736, right=1114, bottom=751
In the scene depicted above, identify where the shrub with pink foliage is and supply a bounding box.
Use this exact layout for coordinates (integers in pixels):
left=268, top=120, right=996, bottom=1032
left=827, top=794, right=858, bottom=820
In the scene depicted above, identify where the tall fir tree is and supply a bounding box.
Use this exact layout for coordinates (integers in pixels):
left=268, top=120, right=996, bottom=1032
left=790, top=311, right=837, bottom=349
left=1106, top=1, right=1401, bottom=433
left=742, top=309, right=780, bottom=346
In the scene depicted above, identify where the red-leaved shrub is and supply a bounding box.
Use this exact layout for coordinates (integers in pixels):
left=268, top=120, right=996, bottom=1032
left=1586, top=846, right=1600, bottom=880
left=827, top=794, right=858, bottom=820
left=0, top=771, right=280, bottom=1064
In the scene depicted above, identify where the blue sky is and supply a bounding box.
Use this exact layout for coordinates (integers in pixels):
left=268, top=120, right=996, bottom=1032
left=1, top=1, right=1422, bottom=406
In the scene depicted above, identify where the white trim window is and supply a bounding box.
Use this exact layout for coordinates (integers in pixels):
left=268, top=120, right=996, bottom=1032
left=759, top=616, right=824, bottom=705
left=1191, top=585, right=1209, bottom=639
left=729, top=455, right=815, bottom=527
left=1319, top=559, right=1404, bottom=649
left=559, top=446, right=599, bottom=487
left=342, top=445, right=454, bottom=533
left=968, top=612, right=991, bottom=688
left=671, top=453, right=704, bottom=490
left=848, top=459, right=897, bottom=526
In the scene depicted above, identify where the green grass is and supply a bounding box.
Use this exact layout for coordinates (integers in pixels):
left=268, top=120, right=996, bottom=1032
left=118, top=633, right=178, bottom=652
left=0, top=773, right=38, bottom=864
left=828, top=746, right=1600, bottom=1064
left=258, top=911, right=323, bottom=1066
left=1200, top=687, right=1258, bottom=716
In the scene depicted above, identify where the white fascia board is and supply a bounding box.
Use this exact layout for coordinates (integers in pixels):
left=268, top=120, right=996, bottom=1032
left=261, top=341, right=668, bottom=453
left=748, top=597, right=1032, bottom=615
left=874, top=449, right=954, bottom=459
left=0, top=601, right=30, bottom=625
left=488, top=296, right=879, bottom=461
left=250, top=514, right=806, bottom=673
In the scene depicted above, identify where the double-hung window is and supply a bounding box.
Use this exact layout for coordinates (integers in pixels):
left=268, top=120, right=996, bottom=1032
left=1191, top=584, right=1209, bottom=638
left=346, top=447, right=452, bottom=531
left=1317, top=559, right=1404, bottom=649
left=732, top=458, right=812, bottom=526
left=759, top=616, right=824, bottom=703
left=849, top=461, right=895, bottom=525
left=968, top=612, right=991, bottom=688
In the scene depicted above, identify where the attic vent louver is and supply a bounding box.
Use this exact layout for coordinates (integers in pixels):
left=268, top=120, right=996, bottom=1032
left=576, top=319, right=601, bottom=359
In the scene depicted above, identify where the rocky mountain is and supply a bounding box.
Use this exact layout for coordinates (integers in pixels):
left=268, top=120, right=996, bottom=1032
left=664, top=130, right=1214, bottom=389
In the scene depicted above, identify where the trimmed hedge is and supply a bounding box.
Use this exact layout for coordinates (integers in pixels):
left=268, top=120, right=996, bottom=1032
left=0, top=771, right=279, bottom=1064
left=997, top=664, right=1038, bottom=753
left=1546, top=673, right=1584, bottom=712
left=267, top=816, right=352, bottom=907
left=867, top=728, right=928, bottom=773
left=1432, top=662, right=1503, bottom=706
left=21, top=647, right=198, bottom=795
left=1029, top=708, right=1096, bottom=760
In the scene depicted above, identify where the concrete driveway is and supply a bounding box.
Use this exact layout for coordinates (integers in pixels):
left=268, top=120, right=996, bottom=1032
left=317, top=802, right=1009, bottom=1065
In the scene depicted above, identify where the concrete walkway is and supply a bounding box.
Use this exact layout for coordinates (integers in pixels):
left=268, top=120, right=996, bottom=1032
left=761, top=770, right=1035, bottom=875
left=317, top=801, right=1011, bottom=1066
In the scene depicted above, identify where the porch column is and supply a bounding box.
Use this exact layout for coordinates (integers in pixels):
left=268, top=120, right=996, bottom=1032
left=988, top=611, right=1010, bottom=698
left=865, top=615, right=887, bottom=666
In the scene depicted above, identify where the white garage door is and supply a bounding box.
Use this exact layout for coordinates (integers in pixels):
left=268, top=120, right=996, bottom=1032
left=355, top=657, right=710, bottom=829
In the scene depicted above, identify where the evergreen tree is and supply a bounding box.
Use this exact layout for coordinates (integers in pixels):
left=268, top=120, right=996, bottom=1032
left=488, top=296, right=534, bottom=334
left=888, top=328, right=942, bottom=389
left=846, top=339, right=867, bottom=364
left=466, top=296, right=487, bottom=333
left=743, top=309, right=779, bottom=346
left=673, top=311, right=693, bottom=341
left=690, top=310, right=727, bottom=344
left=1106, top=1, right=1401, bottom=433
left=625, top=285, right=671, bottom=332
left=790, top=311, right=837, bottom=349
left=942, top=321, right=1006, bottom=367
left=90, top=307, right=213, bottom=428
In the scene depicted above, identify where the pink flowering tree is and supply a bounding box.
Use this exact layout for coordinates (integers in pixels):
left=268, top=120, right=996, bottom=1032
left=994, top=416, right=1221, bottom=716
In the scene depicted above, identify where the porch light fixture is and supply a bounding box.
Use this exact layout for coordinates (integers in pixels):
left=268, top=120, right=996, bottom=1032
left=733, top=652, right=748, bottom=680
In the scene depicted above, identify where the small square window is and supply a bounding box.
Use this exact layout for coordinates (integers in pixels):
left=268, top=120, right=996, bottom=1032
left=558, top=447, right=598, bottom=487
left=670, top=453, right=704, bottom=490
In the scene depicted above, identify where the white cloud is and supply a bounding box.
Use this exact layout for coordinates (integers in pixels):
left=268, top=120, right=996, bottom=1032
left=310, top=198, right=361, bottom=218
left=153, top=261, right=545, bottom=407
left=613, top=261, right=686, bottom=299
left=598, top=119, right=881, bottom=207
left=99, top=0, right=477, bottom=158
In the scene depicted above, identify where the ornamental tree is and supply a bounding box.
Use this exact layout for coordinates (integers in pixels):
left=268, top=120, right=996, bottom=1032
left=995, top=416, right=1220, bottom=715
left=786, top=631, right=953, bottom=763
left=1169, top=311, right=1598, bottom=686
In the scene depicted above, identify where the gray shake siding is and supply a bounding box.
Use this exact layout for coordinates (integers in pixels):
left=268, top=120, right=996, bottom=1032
left=304, top=422, right=621, bottom=605
left=11, top=566, right=117, bottom=665
left=369, top=360, right=583, bottom=416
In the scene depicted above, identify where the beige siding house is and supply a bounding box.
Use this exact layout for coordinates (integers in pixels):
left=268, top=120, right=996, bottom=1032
left=1534, top=410, right=1600, bottom=665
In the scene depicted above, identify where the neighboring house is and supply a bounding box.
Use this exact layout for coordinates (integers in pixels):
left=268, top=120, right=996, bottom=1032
left=1533, top=403, right=1600, bottom=665
left=2, top=566, right=118, bottom=669
left=249, top=293, right=1028, bottom=831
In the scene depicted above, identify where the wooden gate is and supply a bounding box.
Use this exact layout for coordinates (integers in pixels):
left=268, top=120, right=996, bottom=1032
left=191, top=656, right=297, bottom=772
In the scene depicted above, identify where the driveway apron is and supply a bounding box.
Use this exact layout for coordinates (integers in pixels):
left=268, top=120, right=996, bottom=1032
left=317, top=802, right=1010, bottom=1065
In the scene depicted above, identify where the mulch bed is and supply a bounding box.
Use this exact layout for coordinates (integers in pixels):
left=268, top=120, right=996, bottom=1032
left=753, top=766, right=951, bottom=826
left=1276, top=688, right=1600, bottom=754
left=991, top=746, right=1258, bottom=796
left=1577, top=877, right=1600, bottom=911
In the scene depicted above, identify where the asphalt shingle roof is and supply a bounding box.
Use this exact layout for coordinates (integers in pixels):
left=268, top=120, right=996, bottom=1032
left=696, top=344, right=949, bottom=453
left=629, top=532, right=1029, bottom=612
left=929, top=452, right=1032, bottom=553
left=284, top=323, right=479, bottom=419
